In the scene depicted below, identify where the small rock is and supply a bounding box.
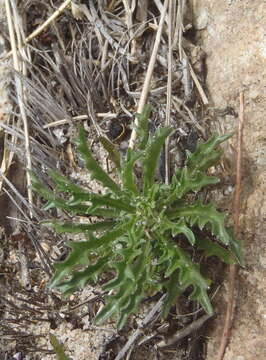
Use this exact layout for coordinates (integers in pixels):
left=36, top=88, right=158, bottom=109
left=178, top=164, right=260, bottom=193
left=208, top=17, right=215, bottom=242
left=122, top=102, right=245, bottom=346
left=194, top=8, right=209, bottom=30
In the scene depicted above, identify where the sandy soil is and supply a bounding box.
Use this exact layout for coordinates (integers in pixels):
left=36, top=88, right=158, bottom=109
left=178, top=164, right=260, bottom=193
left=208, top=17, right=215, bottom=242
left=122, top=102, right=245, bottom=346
left=193, top=0, right=266, bottom=359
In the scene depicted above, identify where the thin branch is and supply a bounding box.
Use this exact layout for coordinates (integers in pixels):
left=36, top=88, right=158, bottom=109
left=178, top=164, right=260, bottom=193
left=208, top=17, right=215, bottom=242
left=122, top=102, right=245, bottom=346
left=128, top=0, right=169, bottom=149
left=216, top=91, right=244, bottom=360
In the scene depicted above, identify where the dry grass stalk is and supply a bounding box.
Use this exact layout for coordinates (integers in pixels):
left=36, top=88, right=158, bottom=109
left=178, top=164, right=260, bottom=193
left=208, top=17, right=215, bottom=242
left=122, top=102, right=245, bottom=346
left=188, top=60, right=209, bottom=105
left=42, top=113, right=117, bottom=129
left=128, top=0, right=169, bottom=149
left=0, top=120, right=13, bottom=192
left=165, top=0, right=174, bottom=185
left=5, top=0, right=33, bottom=214
left=0, top=9, right=13, bottom=191
left=172, top=96, right=205, bottom=134
left=0, top=170, right=37, bottom=219
left=216, top=92, right=244, bottom=360
left=181, top=49, right=209, bottom=105
left=154, top=0, right=170, bottom=25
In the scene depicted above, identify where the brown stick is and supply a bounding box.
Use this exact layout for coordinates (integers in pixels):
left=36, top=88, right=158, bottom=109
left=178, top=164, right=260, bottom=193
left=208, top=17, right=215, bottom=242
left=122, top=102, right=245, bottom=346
left=216, top=92, right=244, bottom=360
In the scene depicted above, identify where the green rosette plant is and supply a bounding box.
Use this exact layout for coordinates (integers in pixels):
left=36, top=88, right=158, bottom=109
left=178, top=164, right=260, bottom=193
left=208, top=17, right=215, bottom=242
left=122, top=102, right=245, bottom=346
left=31, top=106, right=243, bottom=329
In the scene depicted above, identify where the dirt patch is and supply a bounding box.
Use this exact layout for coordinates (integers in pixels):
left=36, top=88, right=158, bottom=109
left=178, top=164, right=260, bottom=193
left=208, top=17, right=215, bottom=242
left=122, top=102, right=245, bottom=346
left=193, top=0, right=266, bottom=358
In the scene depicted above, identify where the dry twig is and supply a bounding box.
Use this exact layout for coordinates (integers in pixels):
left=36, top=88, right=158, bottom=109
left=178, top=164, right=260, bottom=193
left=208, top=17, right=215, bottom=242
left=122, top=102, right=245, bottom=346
left=216, top=92, right=244, bottom=360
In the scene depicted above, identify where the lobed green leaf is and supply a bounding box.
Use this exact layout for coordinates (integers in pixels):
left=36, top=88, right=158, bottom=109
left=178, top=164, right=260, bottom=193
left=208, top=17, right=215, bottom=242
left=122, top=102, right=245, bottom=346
left=97, top=236, right=151, bottom=328
left=121, top=149, right=141, bottom=194
left=49, top=334, right=70, bottom=360
left=162, top=271, right=183, bottom=318
left=227, top=227, right=244, bottom=266
left=55, top=256, right=109, bottom=295
left=135, top=104, right=152, bottom=150
left=99, top=136, right=121, bottom=170
left=167, top=202, right=230, bottom=245
left=49, top=170, right=88, bottom=195
left=171, top=220, right=196, bottom=246
left=173, top=168, right=220, bottom=199
left=77, top=126, right=121, bottom=194
left=30, top=171, right=118, bottom=218
left=42, top=220, right=116, bottom=234
left=186, top=133, right=233, bottom=173
left=67, top=191, right=135, bottom=213
left=50, top=220, right=132, bottom=289
left=195, top=237, right=235, bottom=264
left=160, top=240, right=212, bottom=314
left=142, top=127, right=172, bottom=194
